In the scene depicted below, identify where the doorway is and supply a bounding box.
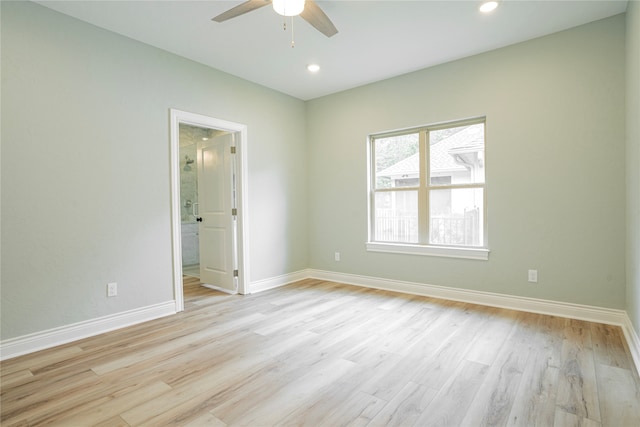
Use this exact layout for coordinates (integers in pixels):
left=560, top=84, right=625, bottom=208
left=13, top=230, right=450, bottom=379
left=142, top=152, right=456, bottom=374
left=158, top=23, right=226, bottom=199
left=169, top=109, right=250, bottom=312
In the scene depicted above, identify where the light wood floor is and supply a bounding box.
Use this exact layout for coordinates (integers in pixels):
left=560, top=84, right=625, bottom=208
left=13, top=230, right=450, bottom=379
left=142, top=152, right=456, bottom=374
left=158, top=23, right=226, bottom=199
left=2, top=278, right=639, bottom=426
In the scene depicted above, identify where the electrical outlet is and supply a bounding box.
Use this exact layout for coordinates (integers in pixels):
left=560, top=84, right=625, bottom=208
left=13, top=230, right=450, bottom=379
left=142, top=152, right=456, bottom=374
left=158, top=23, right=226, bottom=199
left=528, top=270, right=538, bottom=283
left=107, top=282, right=118, bottom=297
left=334, top=252, right=341, bottom=262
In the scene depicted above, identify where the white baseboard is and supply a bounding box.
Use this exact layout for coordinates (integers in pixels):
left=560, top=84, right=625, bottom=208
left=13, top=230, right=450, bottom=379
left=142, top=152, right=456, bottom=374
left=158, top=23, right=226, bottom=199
left=249, top=269, right=312, bottom=293
left=622, top=313, right=640, bottom=374
left=0, top=301, right=176, bottom=361
left=308, top=269, right=627, bottom=325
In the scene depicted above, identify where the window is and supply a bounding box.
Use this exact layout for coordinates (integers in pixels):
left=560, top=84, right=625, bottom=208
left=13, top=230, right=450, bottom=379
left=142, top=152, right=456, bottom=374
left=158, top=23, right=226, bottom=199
left=368, top=118, right=488, bottom=260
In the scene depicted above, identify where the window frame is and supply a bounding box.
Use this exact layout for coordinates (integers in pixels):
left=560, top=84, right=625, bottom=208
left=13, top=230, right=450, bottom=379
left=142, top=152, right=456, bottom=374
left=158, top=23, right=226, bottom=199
left=367, top=117, right=489, bottom=261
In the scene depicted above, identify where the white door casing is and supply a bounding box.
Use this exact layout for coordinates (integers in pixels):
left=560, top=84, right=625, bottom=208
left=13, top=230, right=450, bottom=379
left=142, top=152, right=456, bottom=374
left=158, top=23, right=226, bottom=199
left=170, top=109, right=250, bottom=312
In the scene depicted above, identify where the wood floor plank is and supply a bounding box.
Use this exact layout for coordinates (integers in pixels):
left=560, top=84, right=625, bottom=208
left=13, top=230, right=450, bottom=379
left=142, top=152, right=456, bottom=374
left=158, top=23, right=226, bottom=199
left=366, top=381, right=438, bottom=427
left=2, top=278, right=639, bottom=426
left=5, top=374, right=159, bottom=426
left=91, top=415, right=131, bottom=427
left=414, top=360, right=490, bottom=426
left=212, top=357, right=357, bottom=425
left=315, top=391, right=387, bottom=427
left=591, top=322, right=633, bottom=370
left=1, top=369, right=101, bottom=423
left=554, top=408, right=601, bottom=427
left=461, top=312, right=539, bottom=426
left=409, top=304, right=494, bottom=391
left=47, top=381, right=172, bottom=427
left=506, top=315, right=565, bottom=426
left=356, top=301, right=474, bottom=402
left=596, top=364, right=640, bottom=426
left=463, top=307, right=519, bottom=365
left=278, top=386, right=387, bottom=427
left=556, top=319, right=602, bottom=423
left=0, top=345, right=84, bottom=376
left=0, top=368, right=33, bottom=387
left=183, top=411, right=227, bottom=427
left=275, top=346, right=398, bottom=425
left=119, top=365, right=238, bottom=426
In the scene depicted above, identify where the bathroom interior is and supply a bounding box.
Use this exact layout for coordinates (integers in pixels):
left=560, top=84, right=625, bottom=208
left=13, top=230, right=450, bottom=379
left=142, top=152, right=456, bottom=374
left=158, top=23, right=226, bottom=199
left=179, top=123, right=222, bottom=278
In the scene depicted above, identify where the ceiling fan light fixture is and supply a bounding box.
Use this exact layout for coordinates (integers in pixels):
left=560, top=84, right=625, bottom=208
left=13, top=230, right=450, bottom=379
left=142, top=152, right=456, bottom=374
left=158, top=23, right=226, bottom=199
left=273, top=0, right=305, bottom=17
left=479, top=1, right=499, bottom=13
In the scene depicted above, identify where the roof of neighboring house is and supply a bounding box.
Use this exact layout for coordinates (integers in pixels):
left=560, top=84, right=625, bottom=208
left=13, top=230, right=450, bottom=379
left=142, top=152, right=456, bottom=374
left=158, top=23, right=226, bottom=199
left=378, top=152, right=422, bottom=177
left=378, top=126, right=483, bottom=177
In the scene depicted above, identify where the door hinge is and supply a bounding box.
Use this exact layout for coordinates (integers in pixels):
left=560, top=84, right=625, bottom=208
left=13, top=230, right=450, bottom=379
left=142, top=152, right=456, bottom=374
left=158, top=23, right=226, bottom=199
left=233, top=269, right=239, bottom=277
left=230, top=146, right=236, bottom=154
left=232, top=208, right=237, bottom=216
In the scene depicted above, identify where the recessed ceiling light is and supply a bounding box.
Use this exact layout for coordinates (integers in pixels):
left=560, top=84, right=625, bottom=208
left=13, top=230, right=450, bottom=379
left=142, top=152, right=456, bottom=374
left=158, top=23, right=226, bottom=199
left=307, top=64, right=320, bottom=73
left=479, top=1, right=499, bottom=13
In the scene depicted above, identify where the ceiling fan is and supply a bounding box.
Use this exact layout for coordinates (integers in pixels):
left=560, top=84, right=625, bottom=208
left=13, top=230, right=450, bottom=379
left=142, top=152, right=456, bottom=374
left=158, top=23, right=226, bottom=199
left=212, top=0, right=338, bottom=38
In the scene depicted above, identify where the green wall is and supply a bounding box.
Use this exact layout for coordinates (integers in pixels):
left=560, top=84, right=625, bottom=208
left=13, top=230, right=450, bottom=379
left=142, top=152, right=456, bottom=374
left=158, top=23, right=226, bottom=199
left=0, top=1, right=308, bottom=340
left=1, top=1, right=633, bottom=344
left=627, top=1, right=640, bottom=335
left=306, top=15, right=627, bottom=309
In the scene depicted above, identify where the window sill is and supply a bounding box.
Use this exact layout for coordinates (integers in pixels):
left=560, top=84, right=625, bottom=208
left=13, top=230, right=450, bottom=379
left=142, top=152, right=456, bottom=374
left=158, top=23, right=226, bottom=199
left=366, top=242, right=490, bottom=260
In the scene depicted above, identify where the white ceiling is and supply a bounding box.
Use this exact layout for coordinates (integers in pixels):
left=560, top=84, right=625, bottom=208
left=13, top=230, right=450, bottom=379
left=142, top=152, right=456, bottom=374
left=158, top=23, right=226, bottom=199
left=36, top=0, right=628, bottom=100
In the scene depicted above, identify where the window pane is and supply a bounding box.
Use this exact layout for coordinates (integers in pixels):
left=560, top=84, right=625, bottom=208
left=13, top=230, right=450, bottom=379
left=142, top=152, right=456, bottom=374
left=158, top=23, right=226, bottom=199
left=375, top=133, right=419, bottom=189
left=374, top=191, right=418, bottom=243
left=430, top=123, right=484, bottom=185
left=429, top=188, right=483, bottom=246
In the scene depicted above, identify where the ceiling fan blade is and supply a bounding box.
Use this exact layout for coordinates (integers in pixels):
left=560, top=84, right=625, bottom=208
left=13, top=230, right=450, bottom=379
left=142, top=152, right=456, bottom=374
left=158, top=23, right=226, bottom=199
left=212, top=0, right=271, bottom=23
left=300, top=0, right=338, bottom=37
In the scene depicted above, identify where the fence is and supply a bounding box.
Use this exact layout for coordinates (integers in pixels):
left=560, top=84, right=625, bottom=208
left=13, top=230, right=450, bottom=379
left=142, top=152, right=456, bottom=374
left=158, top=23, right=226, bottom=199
left=375, top=208, right=480, bottom=245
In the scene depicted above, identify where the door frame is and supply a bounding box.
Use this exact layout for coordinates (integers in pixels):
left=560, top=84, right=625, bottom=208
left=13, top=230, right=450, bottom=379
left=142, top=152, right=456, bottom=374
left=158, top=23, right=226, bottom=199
left=169, top=109, right=250, bottom=312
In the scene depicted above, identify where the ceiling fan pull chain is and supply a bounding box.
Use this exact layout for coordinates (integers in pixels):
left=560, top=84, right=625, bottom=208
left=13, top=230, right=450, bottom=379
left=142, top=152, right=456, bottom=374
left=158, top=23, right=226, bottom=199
left=291, top=16, right=295, bottom=48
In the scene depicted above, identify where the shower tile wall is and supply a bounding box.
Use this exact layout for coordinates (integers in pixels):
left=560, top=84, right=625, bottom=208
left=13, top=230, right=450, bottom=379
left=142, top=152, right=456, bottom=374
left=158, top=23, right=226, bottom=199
left=180, top=143, right=198, bottom=223
left=179, top=124, right=201, bottom=267
left=181, top=223, right=199, bottom=266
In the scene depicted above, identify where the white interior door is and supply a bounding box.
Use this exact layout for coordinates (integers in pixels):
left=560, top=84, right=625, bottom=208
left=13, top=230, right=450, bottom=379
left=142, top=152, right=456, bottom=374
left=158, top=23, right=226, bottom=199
left=196, top=133, right=237, bottom=293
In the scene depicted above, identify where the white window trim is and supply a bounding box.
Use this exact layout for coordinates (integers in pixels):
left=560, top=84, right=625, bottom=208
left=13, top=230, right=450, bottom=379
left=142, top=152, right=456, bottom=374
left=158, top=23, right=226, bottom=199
left=366, top=242, right=490, bottom=261
left=367, top=117, right=489, bottom=260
